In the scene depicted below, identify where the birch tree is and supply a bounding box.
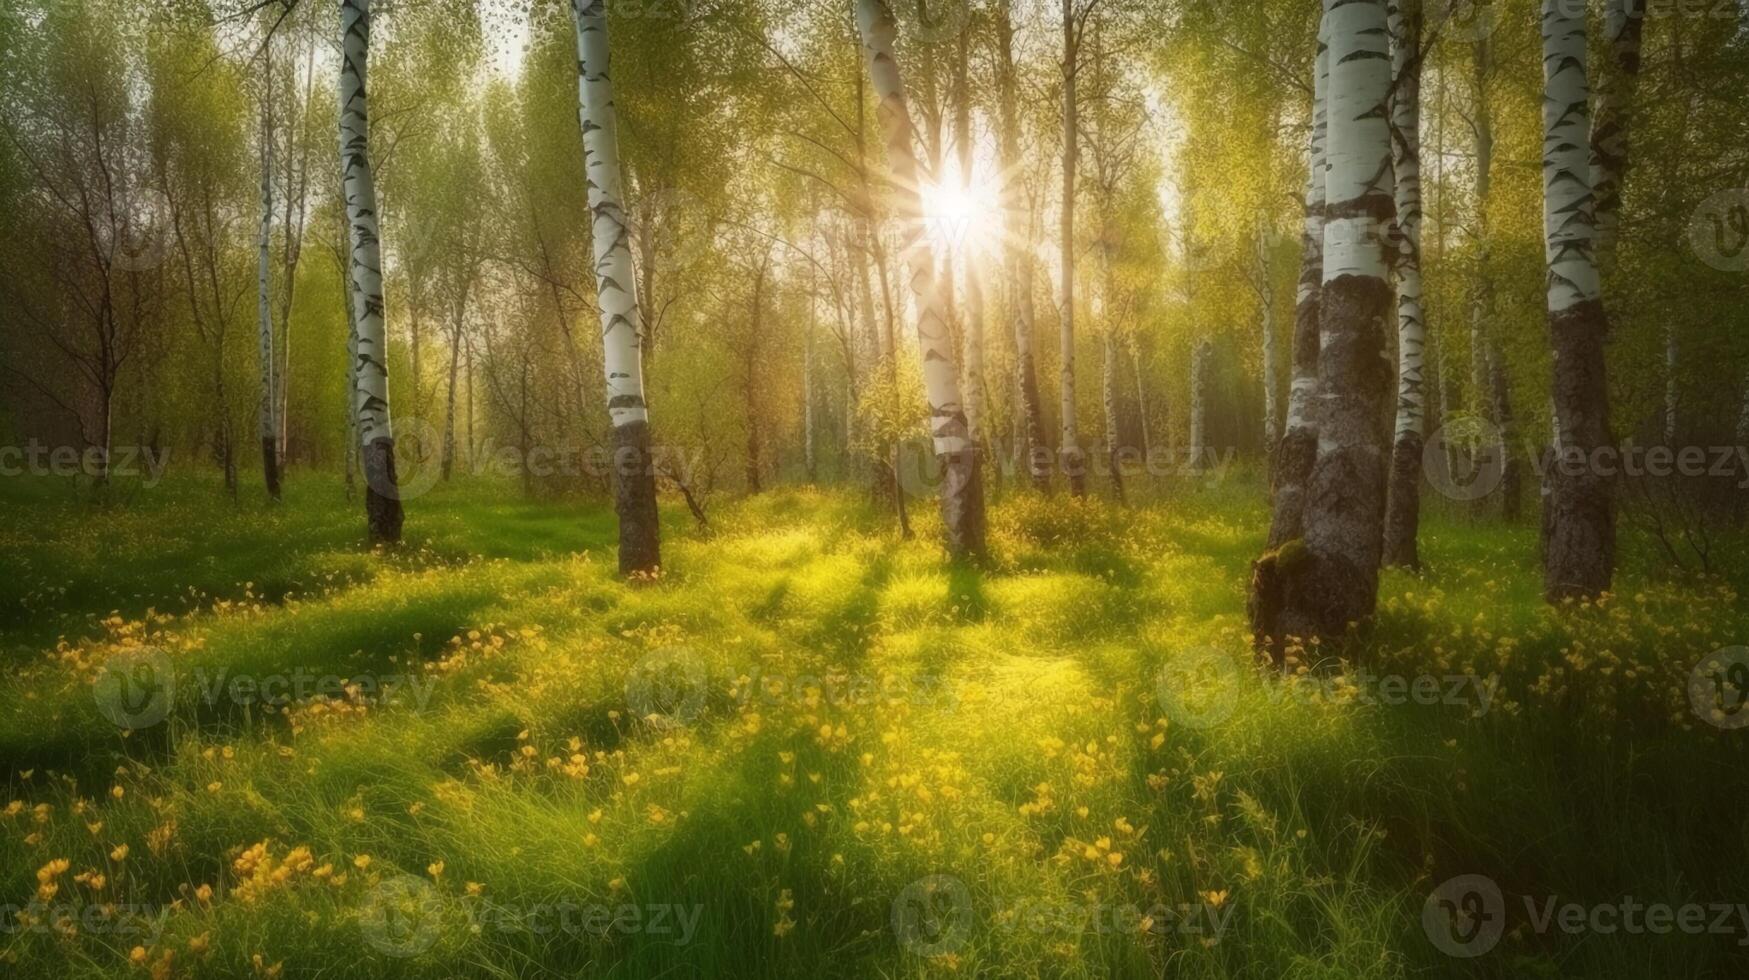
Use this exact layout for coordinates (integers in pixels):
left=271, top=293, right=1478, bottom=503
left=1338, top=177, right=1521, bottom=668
left=1590, top=0, right=1645, bottom=271
left=1263, top=15, right=1327, bottom=550
left=1255, top=227, right=1279, bottom=460
left=340, top=0, right=403, bottom=542
left=857, top=0, right=986, bottom=559
left=571, top=0, right=660, bottom=574
left=1058, top=0, right=1093, bottom=496
left=256, top=50, right=280, bottom=501
left=1381, top=0, right=1423, bottom=569
left=1251, top=0, right=1394, bottom=650
left=1539, top=0, right=1614, bottom=601
left=996, top=0, right=1049, bottom=491
left=952, top=25, right=990, bottom=466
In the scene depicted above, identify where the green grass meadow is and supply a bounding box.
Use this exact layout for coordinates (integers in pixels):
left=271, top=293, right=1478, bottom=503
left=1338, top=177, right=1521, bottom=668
left=2, top=470, right=1748, bottom=978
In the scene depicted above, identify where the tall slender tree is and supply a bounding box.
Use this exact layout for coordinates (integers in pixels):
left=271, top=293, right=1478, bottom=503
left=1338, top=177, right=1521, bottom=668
left=1252, top=0, right=1394, bottom=650
left=995, top=0, right=1048, bottom=492
left=256, top=46, right=280, bottom=501
left=1058, top=0, right=1088, bottom=495
left=1539, top=0, right=1614, bottom=601
left=1590, top=0, right=1645, bottom=271
left=571, top=0, right=661, bottom=575
left=340, top=0, right=403, bottom=542
left=1382, top=0, right=1423, bottom=569
left=857, top=0, right=985, bottom=559
left=1263, top=15, right=1328, bottom=550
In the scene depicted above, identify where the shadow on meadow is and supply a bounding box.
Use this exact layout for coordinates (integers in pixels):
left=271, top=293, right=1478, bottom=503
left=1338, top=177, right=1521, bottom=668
left=2, top=475, right=1749, bottom=977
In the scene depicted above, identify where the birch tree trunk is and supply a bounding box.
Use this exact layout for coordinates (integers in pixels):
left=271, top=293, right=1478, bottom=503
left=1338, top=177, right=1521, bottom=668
left=1190, top=339, right=1212, bottom=474
left=257, top=63, right=281, bottom=502
left=1058, top=0, right=1086, bottom=495
left=1470, top=32, right=1520, bottom=518
left=1382, top=0, right=1423, bottom=569
left=1590, top=0, right=1645, bottom=272
left=1263, top=14, right=1328, bottom=549
left=1252, top=0, right=1394, bottom=651
left=1129, top=334, right=1151, bottom=464
left=804, top=262, right=817, bottom=483
left=1102, top=323, right=1124, bottom=502
left=572, top=0, right=661, bottom=575
left=1257, top=230, right=1279, bottom=459
left=1539, top=0, right=1615, bottom=602
left=1098, top=224, right=1124, bottom=502
left=340, top=0, right=403, bottom=543
left=442, top=284, right=467, bottom=481
left=857, top=0, right=985, bottom=559
left=997, top=0, right=1049, bottom=492
left=953, top=28, right=990, bottom=466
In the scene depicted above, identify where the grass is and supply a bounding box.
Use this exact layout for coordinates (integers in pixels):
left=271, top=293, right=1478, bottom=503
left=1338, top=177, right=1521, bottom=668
left=1, top=469, right=1747, bottom=978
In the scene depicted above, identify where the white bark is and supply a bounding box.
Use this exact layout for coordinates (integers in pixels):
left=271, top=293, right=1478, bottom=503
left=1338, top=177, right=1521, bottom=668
left=1257, top=229, right=1278, bottom=449
left=339, top=0, right=392, bottom=447
left=1540, top=0, right=1601, bottom=315
left=1284, top=19, right=1328, bottom=439
left=1388, top=0, right=1424, bottom=441
left=1190, top=339, right=1211, bottom=471
left=1321, top=2, right=1390, bottom=284
left=856, top=0, right=971, bottom=457
left=1059, top=0, right=1083, bottom=486
left=572, top=0, right=650, bottom=430
left=1591, top=0, right=1644, bottom=266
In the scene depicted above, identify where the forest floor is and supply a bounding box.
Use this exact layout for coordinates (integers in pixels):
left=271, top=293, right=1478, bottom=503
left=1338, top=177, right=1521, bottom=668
left=1, top=472, right=1748, bottom=978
